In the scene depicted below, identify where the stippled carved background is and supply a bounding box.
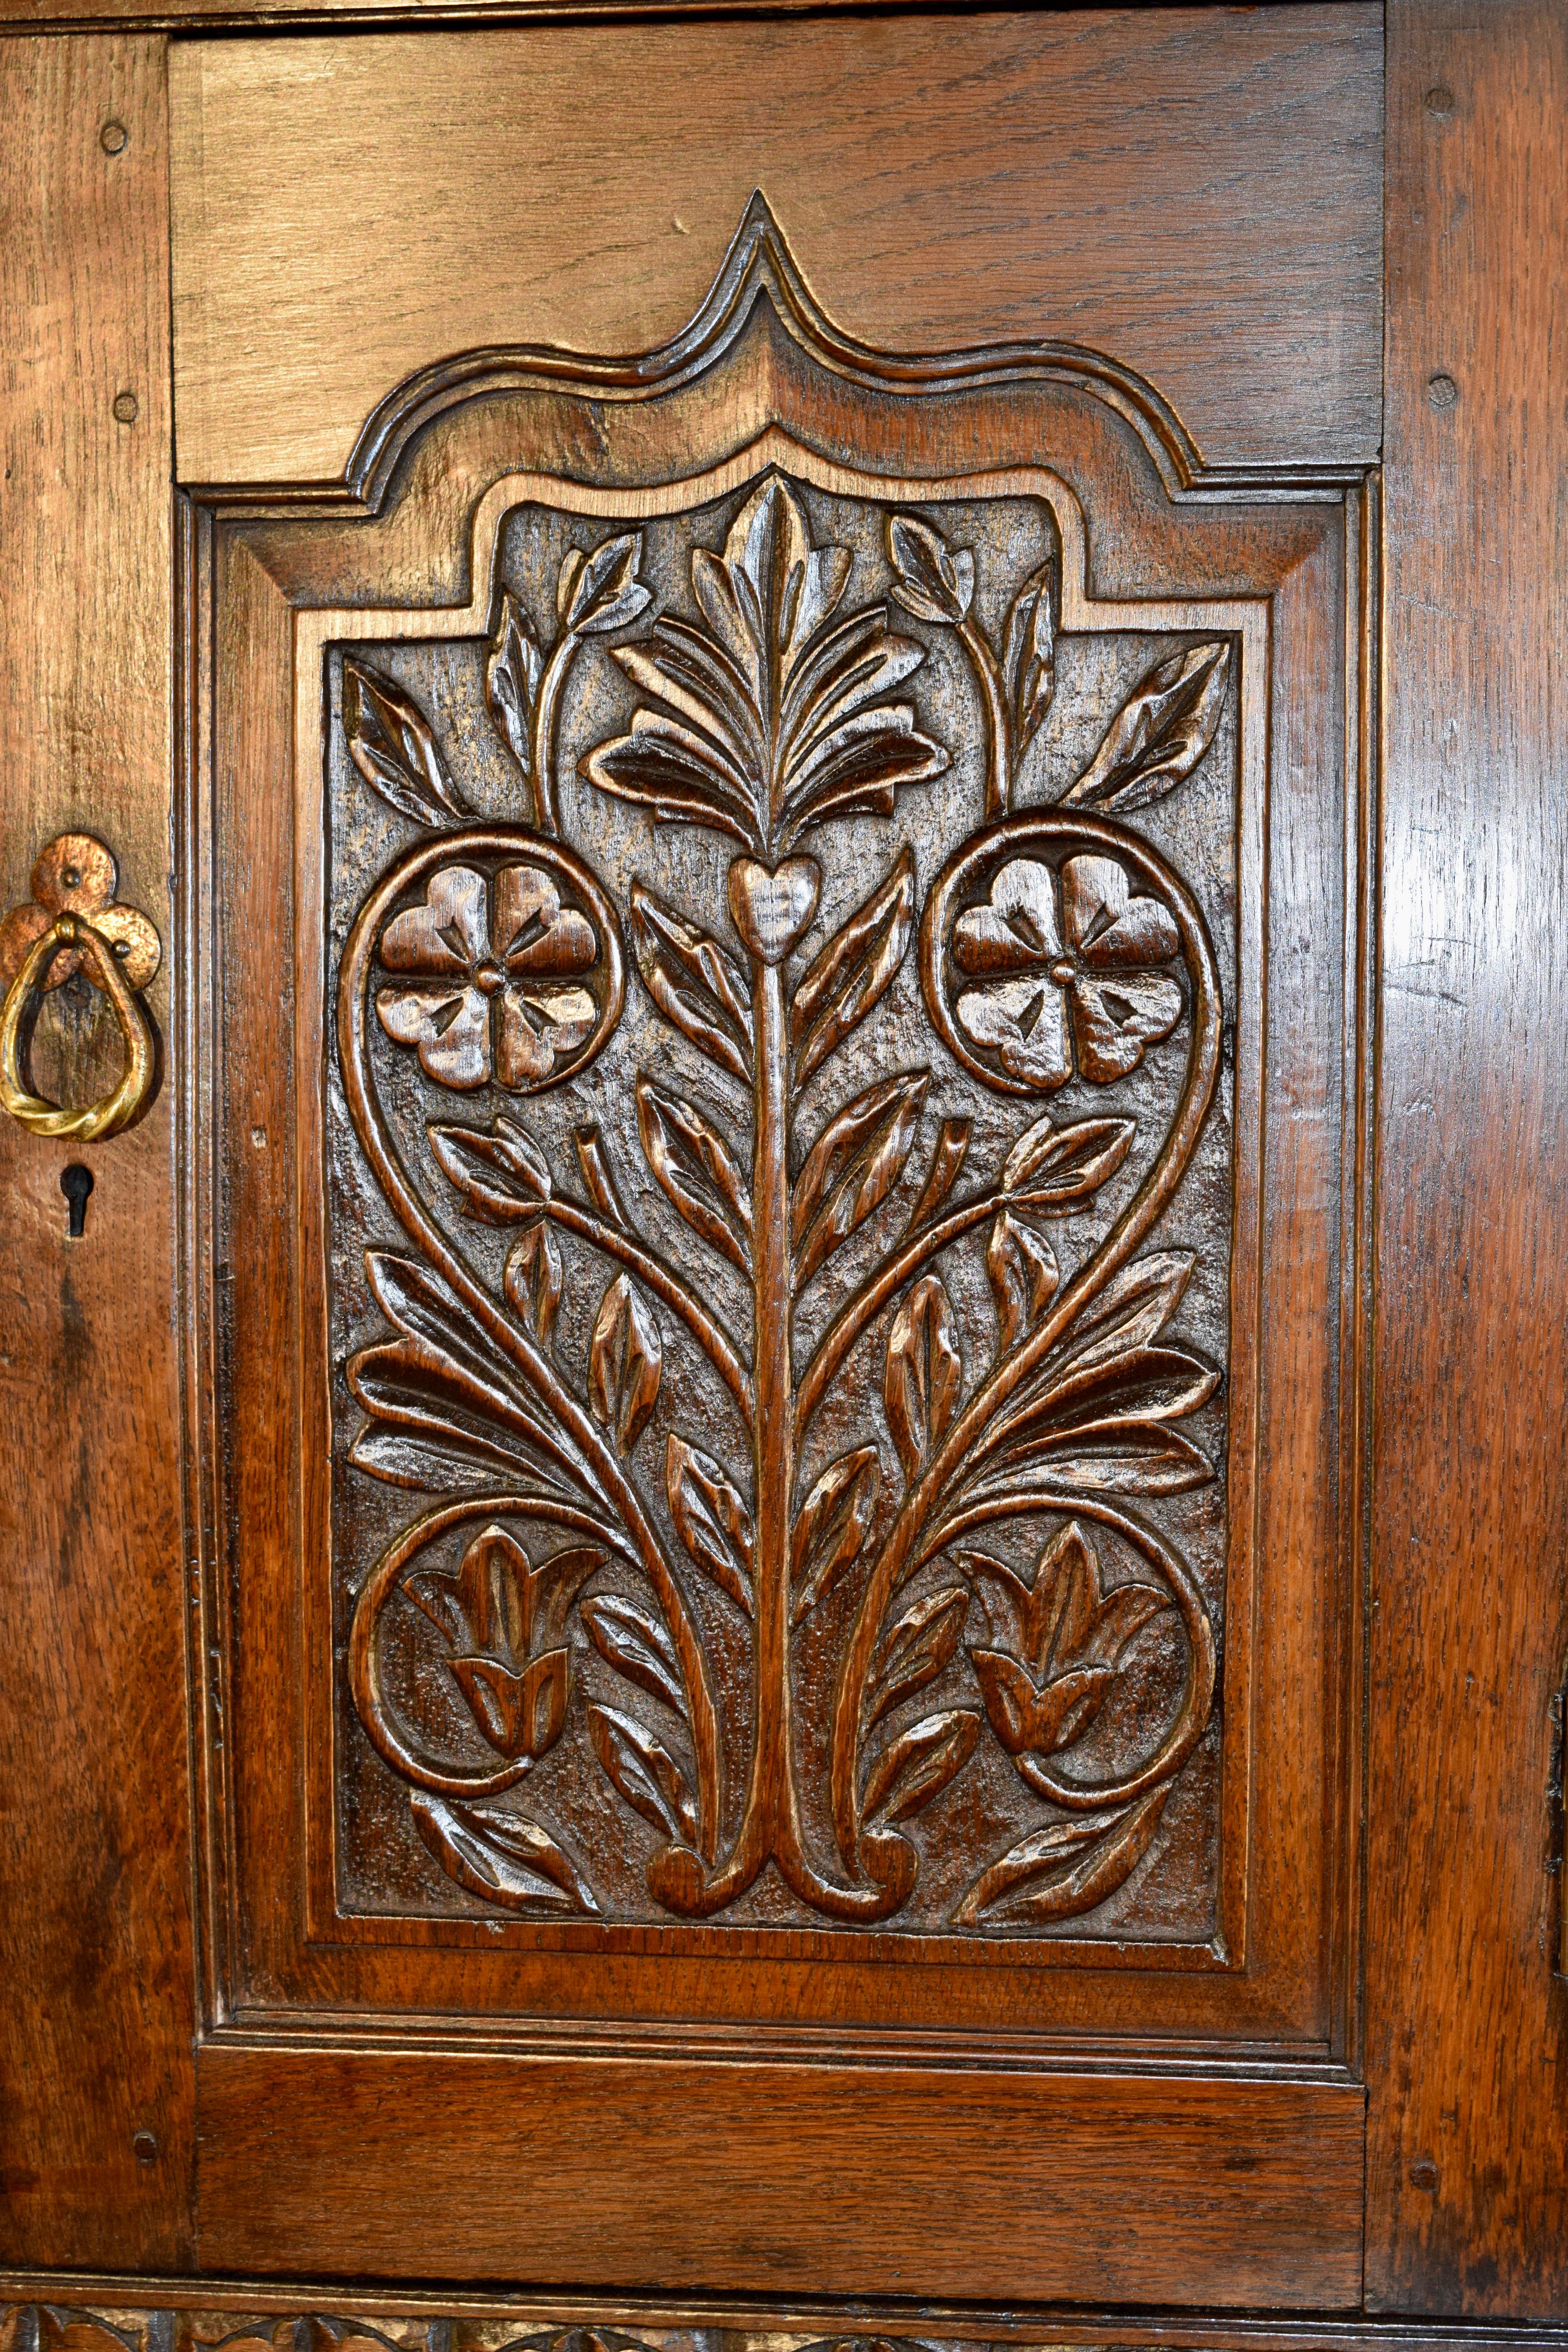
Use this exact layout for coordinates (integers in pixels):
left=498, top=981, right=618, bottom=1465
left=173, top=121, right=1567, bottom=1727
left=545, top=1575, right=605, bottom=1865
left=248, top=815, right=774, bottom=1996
left=325, top=474, right=1238, bottom=1943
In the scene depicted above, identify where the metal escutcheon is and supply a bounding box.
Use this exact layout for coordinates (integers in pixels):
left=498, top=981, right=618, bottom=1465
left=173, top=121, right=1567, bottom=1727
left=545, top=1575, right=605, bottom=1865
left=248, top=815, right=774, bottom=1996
left=0, top=833, right=161, bottom=1142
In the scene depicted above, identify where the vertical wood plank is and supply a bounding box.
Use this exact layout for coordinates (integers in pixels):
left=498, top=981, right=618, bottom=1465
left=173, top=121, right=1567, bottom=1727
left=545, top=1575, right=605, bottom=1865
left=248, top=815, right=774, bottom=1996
left=0, top=33, right=194, bottom=2268
left=1370, top=0, right=1568, bottom=2313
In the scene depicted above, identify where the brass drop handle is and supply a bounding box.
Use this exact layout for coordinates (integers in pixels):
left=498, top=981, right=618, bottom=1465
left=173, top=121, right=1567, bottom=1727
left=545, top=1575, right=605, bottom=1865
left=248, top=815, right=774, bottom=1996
left=0, top=833, right=161, bottom=1142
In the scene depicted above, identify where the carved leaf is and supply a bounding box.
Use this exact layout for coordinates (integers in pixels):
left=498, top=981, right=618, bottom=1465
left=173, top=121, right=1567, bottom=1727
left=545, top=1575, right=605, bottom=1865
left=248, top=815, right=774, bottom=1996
left=867, top=1585, right=969, bottom=1726
left=1047, top=1249, right=1196, bottom=1372
left=1002, top=555, right=1057, bottom=750
left=450, top=1647, right=569, bottom=1759
left=587, top=1702, right=698, bottom=1844
left=411, top=1793, right=598, bottom=1913
left=504, top=1221, right=564, bottom=1349
left=486, top=589, right=543, bottom=775
left=987, top=1212, right=1060, bottom=1355
left=977, top=1257, right=1217, bottom=1495
left=886, top=514, right=975, bottom=627
left=1064, top=641, right=1230, bottom=812
left=1000, top=1114, right=1136, bottom=1212
left=793, top=1072, right=928, bottom=1285
left=981, top=1343, right=1220, bottom=1495
left=667, top=1434, right=755, bottom=1615
left=583, top=1594, right=686, bottom=1718
left=884, top=1273, right=962, bottom=1479
left=630, top=881, right=753, bottom=1080
left=636, top=1077, right=753, bottom=1271
left=573, top=1122, right=633, bottom=1226
left=791, top=1445, right=879, bottom=1624
left=558, top=530, right=653, bottom=637
left=954, top=1786, right=1171, bottom=1924
left=982, top=1423, right=1215, bottom=1498
left=891, top=1136, right=965, bottom=1254
left=343, top=658, right=467, bottom=826
left=430, top=1114, right=552, bottom=1223
left=581, top=706, right=758, bottom=845
left=775, top=606, right=948, bottom=839
left=587, top=1274, right=663, bottom=1453
left=862, top=1707, right=980, bottom=1825
left=348, top=1252, right=570, bottom=1494
left=790, top=849, right=915, bottom=1087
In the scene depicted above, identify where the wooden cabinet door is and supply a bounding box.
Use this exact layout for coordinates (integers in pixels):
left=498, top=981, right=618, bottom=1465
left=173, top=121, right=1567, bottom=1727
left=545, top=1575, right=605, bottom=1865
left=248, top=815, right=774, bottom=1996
left=1, top=0, right=1564, bottom=2331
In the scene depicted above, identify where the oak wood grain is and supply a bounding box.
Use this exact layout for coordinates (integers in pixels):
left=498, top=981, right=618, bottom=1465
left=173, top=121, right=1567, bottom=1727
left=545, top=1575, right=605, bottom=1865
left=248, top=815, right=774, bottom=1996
left=166, top=8, right=1383, bottom=489
left=1366, top=0, right=1568, bottom=2317
left=194, top=2043, right=1365, bottom=2305
left=0, top=32, right=194, bottom=2267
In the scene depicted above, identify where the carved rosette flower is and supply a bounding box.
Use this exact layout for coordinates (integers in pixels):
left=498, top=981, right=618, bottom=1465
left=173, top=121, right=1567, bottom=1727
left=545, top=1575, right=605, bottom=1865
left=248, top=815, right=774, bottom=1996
left=376, top=861, right=599, bottom=1091
left=949, top=853, right=1183, bottom=1091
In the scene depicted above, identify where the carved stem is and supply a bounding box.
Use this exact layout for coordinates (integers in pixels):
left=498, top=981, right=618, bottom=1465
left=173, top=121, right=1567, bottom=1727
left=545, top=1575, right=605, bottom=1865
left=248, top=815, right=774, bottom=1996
left=956, top=615, right=1011, bottom=821
left=828, top=822, right=1223, bottom=1868
left=340, top=840, right=722, bottom=1851
left=751, top=958, right=799, bottom=1858
left=695, top=956, right=795, bottom=1906
left=528, top=628, right=579, bottom=835
left=543, top=1196, right=753, bottom=1413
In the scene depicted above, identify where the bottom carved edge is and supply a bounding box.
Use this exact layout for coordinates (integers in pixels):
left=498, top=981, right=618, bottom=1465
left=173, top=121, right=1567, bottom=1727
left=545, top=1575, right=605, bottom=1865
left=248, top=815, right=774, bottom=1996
left=3, top=2296, right=1567, bottom=2352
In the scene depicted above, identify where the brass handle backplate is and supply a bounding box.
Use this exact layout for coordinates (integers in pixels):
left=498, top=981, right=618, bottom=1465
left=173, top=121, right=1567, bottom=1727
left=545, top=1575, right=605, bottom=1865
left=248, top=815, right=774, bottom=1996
left=0, top=833, right=161, bottom=1142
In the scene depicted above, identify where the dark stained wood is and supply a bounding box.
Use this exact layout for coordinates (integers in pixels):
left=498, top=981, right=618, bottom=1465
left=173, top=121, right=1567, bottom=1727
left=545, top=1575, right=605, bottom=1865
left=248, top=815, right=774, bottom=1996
left=1366, top=0, right=1568, bottom=2317
left=326, top=461, right=1236, bottom=1944
left=165, top=9, right=1383, bottom=488
left=192, top=2043, right=1365, bottom=2305
left=2, top=0, right=1563, bottom=2320
left=0, top=33, right=194, bottom=2267
left=173, top=164, right=1372, bottom=2299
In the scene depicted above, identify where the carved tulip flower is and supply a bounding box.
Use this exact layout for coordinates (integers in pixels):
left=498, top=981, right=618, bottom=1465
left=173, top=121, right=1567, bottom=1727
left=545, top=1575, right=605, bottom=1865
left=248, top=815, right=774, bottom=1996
left=952, top=854, right=1181, bottom=1091
left=376, top=862, right=598, bottom=1091
left=965, top=1521, right=1169, bottom=1780
left=405, top=1523, right=600, bottom=1762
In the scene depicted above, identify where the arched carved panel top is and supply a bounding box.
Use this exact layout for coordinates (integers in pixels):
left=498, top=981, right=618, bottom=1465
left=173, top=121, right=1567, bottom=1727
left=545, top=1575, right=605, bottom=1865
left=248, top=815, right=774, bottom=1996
left=347, top=194, right=1203, bottom=513
left=194, top=187, right=1367, bottom=2039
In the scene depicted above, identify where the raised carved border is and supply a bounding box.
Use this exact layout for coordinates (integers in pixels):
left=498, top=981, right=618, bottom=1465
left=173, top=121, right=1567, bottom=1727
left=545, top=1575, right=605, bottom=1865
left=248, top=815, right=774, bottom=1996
left=178, top=191, right=1377, bottom=2069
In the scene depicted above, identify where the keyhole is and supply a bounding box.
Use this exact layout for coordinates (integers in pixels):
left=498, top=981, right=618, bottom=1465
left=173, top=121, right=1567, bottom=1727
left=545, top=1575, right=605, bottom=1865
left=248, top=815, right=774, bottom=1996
left=61, top=1163, right=94, bottom=1238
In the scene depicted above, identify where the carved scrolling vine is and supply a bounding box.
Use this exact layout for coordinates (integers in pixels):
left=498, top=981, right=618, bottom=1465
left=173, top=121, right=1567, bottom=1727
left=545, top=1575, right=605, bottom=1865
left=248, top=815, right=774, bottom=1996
left=331, top=472, right=1235, bottom=1938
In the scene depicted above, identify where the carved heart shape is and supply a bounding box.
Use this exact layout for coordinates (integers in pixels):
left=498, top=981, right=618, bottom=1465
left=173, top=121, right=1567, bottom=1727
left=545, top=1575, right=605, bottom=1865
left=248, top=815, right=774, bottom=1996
left=726, top=855, right=822, bottom=966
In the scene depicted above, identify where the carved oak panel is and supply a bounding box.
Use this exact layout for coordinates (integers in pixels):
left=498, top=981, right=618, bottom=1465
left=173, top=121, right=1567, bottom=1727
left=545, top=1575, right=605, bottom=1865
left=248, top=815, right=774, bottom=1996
left=195, top=200, right=1363, bottom=2052
left=321, top=466, right=1244, bottom=1946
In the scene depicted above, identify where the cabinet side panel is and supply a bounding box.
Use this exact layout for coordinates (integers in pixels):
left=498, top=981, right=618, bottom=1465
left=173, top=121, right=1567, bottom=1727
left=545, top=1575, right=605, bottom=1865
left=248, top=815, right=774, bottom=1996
left=0, top=33, right=194, bottom=2268
left=1370, top=0, right=1568, bottom=2314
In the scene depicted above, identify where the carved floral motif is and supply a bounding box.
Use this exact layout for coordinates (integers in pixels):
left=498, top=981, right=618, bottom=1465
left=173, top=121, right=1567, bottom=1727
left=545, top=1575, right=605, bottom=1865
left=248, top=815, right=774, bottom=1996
left=376, top=862, right=602, bottom=1091
left=948, top=853, right=1183, bottom=1091
left=331, top=474, right=1234, bottom=1937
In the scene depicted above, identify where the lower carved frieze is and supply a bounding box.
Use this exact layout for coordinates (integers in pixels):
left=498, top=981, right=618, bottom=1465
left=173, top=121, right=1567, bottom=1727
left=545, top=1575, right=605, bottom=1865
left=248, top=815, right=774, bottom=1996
left=5, top=2306, right=1568, bottom=2352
